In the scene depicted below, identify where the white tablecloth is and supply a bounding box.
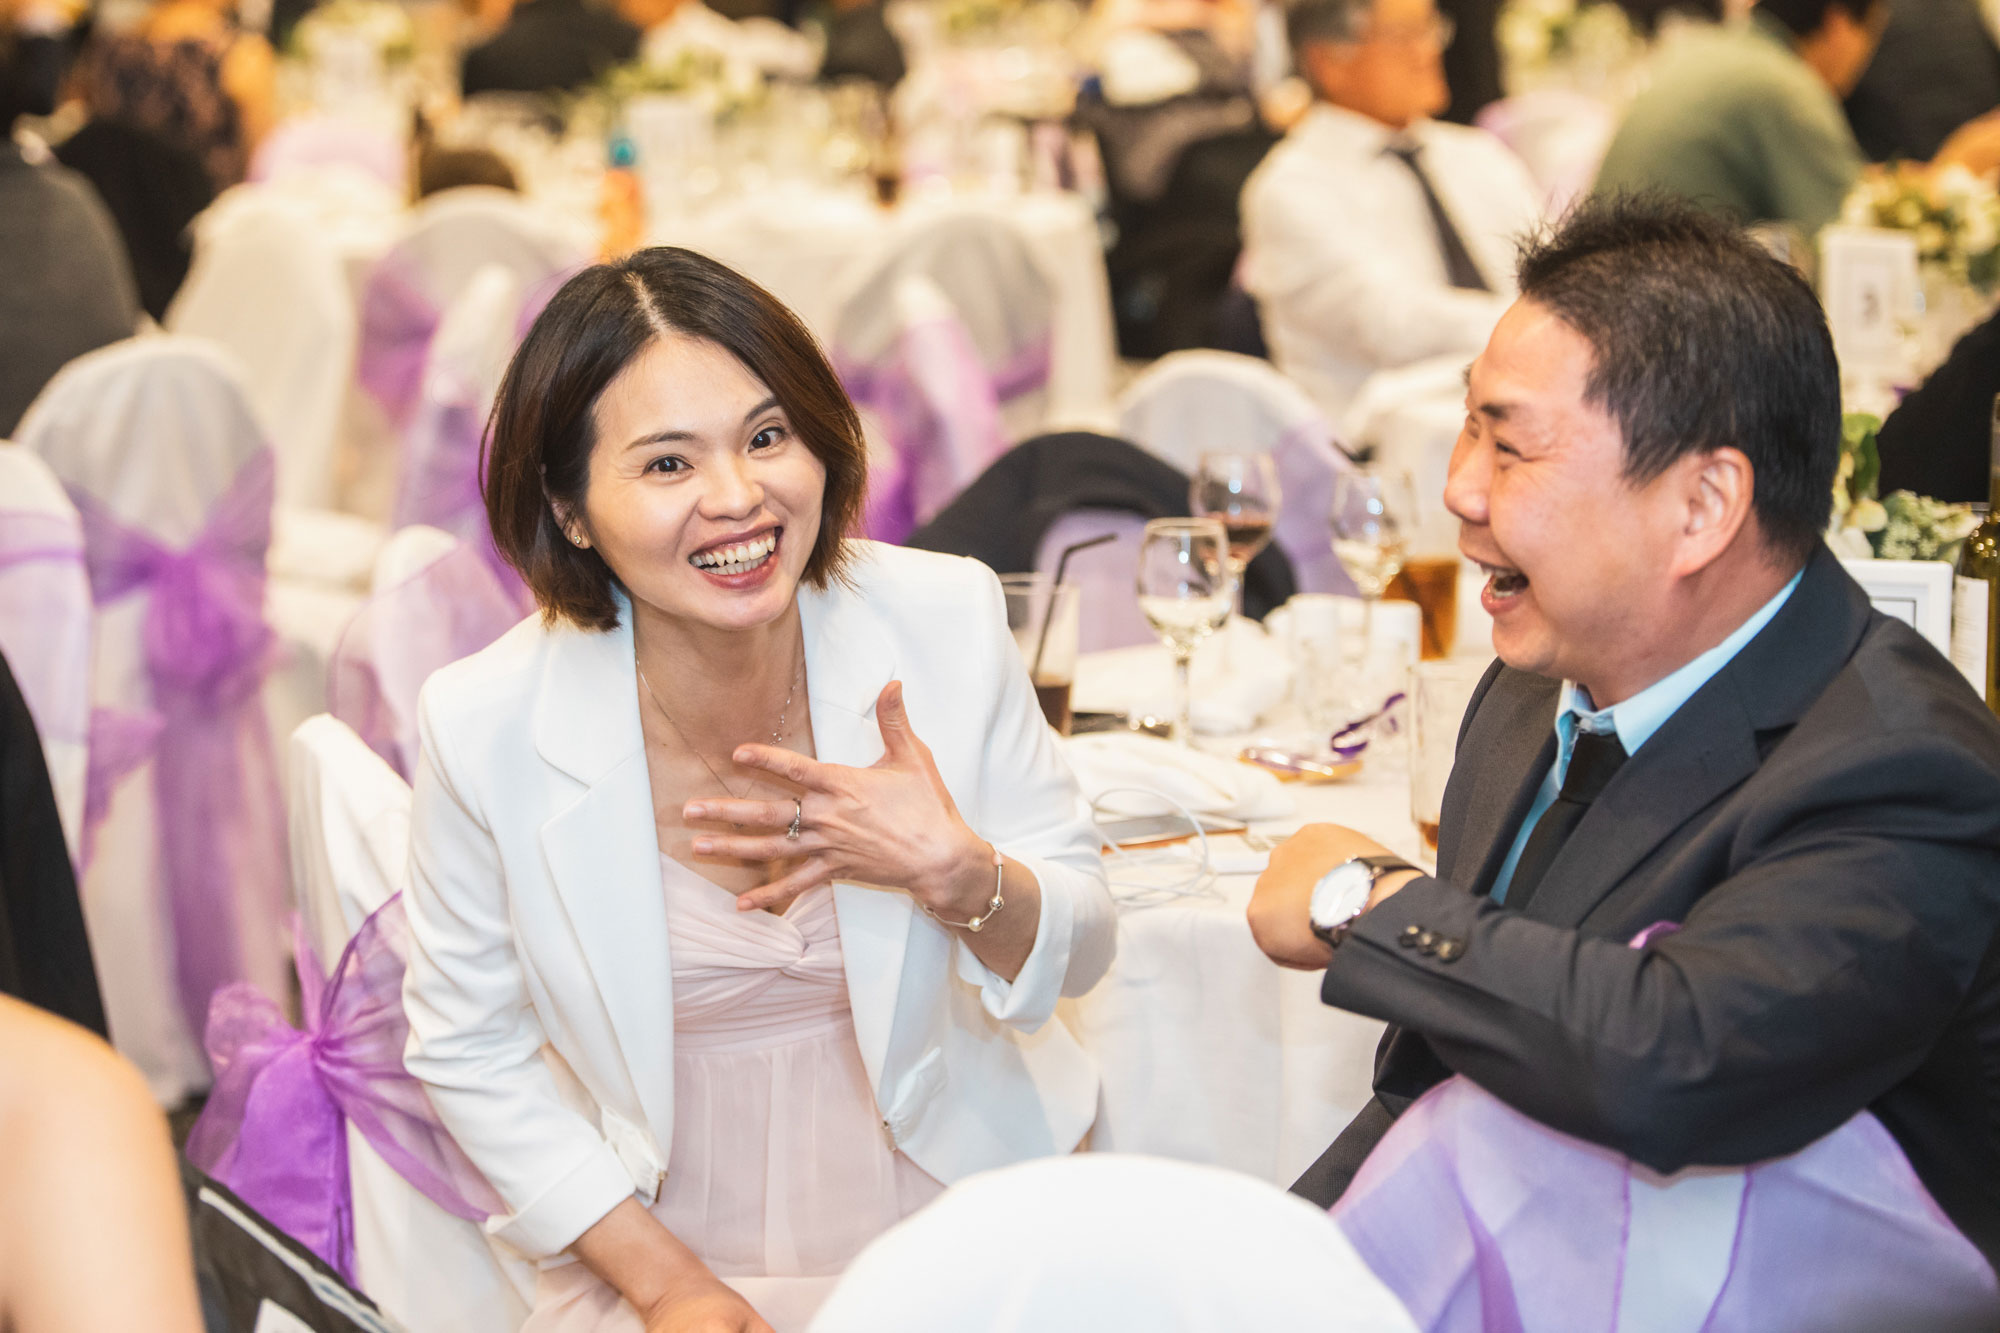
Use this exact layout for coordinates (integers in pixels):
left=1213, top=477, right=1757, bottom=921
left=1061, top=657, right=1428, bottom=1187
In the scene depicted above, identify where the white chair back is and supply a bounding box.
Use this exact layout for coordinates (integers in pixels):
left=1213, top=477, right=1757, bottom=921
left=168, top=189, right=358, bottom=509
left=16, top=336, right=288, bottom=1104
left=1117, top=351, right=1356, bottom=594
left=381, top=187, right=582, bottom=320
left=1474, top=91, right=1615, bottom=216
left=395, top=263, right=523, bottom=538
left=287, top=715, right=533, bottom=1333
left=372, top=523, right=461, bottom=592
left=0, top=443, right=91, bottom=861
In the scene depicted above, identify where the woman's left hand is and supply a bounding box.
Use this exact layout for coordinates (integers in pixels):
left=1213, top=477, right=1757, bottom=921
left=684, top=681, right=994, bottom=917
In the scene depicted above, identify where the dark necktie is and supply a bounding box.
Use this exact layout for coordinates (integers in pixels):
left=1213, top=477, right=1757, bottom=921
left=1503, top=729, right=1626, bottom=912
left=1383, top=140, right=1492, bottom=293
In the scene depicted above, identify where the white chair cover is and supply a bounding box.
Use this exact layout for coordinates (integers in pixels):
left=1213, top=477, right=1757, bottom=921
left=808, top=1153, right=1419, bottom=1333
left=395, top=263, right=523, bottom=541
left=15, top=336, right=289, bottom=1104
left=0, top=443, right=91, bottom=862
left=371, top=523, right=460, bottom=592
left=1117, top=351, right=1356, bottom=594
left=286, top=715, right=533, bottom=1333
left=248, top=115, right=407, bottom=193
left=832, top=211, right=1057, bottom=539
left=1474, top=91, right=1616, bottom=216
left=168, top=188, right=358, bottom=510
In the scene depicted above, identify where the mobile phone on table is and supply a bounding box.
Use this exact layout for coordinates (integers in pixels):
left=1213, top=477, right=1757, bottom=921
left=1096, top=812, right=1247, bottom=848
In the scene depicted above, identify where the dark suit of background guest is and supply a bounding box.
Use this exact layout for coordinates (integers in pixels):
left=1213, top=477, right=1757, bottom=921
left=1876, top=303, right=2000, bottom=504
left=1845, top=0, right=2000, bottom=162
left=1291, top=545, right=2000, bottom=1277
left=0, top=651, right=106, bottom=1037
left=460, top=0, right=641, bottom=98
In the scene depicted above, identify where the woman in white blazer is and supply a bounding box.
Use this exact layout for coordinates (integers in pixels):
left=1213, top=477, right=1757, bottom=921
left=401, top=249, right=1117, bottom=1333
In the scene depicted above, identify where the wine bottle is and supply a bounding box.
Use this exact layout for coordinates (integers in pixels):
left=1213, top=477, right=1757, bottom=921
left=1950, top=394, right=2000, bottom=715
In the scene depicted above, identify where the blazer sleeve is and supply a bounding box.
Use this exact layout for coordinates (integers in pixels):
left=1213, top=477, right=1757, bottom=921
left=1321, top=730, right=2000, bottom=1173
left=401, top=688, right=636, bottom=1260
left=947, top=568, right=1117, bottom=1031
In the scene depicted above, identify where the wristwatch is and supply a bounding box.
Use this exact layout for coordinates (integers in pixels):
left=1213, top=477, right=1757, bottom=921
left=1309, top=854, right=1419, bottom=948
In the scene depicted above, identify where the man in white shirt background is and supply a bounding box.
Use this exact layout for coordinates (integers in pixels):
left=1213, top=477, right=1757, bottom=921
left=1240, top=0, right=1543, bottom=418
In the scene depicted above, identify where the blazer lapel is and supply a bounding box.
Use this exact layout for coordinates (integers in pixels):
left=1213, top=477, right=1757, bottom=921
left=534, top=610, right=677, bottom=1137
left=1519, top=547, right=1877, bottom=928
left=1440, top=669, right=1561, bottom=897
left=797, top=572, right=910, bottom=1083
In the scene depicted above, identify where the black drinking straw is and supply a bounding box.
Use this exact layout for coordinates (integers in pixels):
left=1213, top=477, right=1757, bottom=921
left=1030, top=532, right=1119, bottom=681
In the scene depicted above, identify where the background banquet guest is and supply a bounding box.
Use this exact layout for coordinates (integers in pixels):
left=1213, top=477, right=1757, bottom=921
left=0, top=32, right=137, bottom=434
left=1246, top=196, right=2000, bottom=1284
left=1844, top=0, right=2000, bottom=163
left=815, top=0, right=903, bottom=89
left=402, top=248, right=1115, bottom=1332
left=0, top=994, right=204, bottom=1333
left=1239, top=0, right=1541, bottom=417
left=459, top=0, right=638, bottom=98
left=1875, top=303, right=2000, bottom=503
left=0, top=650, right=104, bottom=1036
left=1595, top=0, right=2000, bottom=235
left=51, top=109, right=214, bottom=322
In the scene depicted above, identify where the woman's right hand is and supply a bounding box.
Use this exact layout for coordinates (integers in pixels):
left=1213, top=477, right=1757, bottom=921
left=642, top=1279, right=775, bottom=1333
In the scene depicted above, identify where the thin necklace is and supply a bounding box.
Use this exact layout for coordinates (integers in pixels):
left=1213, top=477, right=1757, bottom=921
left=637, top=653, right=800, bottom=800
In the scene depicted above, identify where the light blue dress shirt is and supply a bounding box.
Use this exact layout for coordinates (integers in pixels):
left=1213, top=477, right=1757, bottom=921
left=1487, top=572, right=1803, bottom=903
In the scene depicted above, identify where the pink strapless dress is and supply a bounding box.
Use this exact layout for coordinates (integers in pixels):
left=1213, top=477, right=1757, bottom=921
left=524, top=856, right=942, bottom=1333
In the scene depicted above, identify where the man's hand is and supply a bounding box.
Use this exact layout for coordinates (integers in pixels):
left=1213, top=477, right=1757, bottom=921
left=1246, top=824, right=1422, bottom=969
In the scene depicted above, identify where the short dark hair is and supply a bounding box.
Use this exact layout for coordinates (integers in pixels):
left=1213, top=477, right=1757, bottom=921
left=1515, top=193, right=1839, bottom=563
left=1754, top=0, right=1883, bottom=39
left=1285, top=0, right=1371, bottom=58
left=414, top=144, right=518, bottom=199
left=485, top=247, right=869, bottom=630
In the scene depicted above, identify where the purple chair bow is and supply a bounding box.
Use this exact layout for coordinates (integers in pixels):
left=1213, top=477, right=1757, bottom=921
left=356, top=254, right=443, bottom=431
left=67, top=449, right=286, bottom=1040
left=188, top=895, right=502, bottom=1285
left=843, top=318, right=1051, bottom=546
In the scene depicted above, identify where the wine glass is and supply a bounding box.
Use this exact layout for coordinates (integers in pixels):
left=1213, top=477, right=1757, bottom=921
left=1330, top=468, right=1416, bottom=671
left=1189, top=452, right=1282, bottom=613
left=1136, top=517, right=1233, bottom=745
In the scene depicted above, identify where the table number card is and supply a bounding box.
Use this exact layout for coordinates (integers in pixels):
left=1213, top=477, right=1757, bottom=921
left=1819, top=227, right=1920, bottom=392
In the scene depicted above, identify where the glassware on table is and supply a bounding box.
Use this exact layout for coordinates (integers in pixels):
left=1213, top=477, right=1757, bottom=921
left=1189, top=451, right=1282, bottom=610
left=999, top=573, right=1081, bottom=735
left=1410, top=658, right=1488, bottom=860
left=1330, top=468, right=1416, bottom=669
left=1135, top=517, right=1232, bottom=745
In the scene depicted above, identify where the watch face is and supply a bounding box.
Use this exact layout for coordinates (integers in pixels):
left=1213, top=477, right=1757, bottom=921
left=1309, top=861, right=1374, bottom=930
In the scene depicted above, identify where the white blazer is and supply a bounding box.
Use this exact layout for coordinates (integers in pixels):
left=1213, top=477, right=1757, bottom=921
left=402, top=543, right=1117, bottom=1261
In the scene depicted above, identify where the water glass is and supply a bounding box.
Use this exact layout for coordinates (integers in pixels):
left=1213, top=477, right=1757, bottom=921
left=1410, top=658, right=1489, bottom=861
left=1135, top=518, right=1232, bottom=744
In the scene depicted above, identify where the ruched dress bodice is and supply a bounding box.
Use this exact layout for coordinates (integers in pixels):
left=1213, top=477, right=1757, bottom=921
left=525, top=855, right=941, bottom=1333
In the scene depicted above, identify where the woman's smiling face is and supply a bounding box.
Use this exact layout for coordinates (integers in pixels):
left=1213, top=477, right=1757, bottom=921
left=575, top=331, right=827, bottom=635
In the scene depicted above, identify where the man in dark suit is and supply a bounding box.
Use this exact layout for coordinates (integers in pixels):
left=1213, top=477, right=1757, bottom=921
left=460, top=0, right=640, bottom=98
left=1247, top=194, right=2000, bottom=1283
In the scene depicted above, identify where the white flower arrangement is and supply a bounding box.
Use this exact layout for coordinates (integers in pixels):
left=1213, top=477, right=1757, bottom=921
left=290, top=0, right=415, bottom=66
left=1497, top=0, right=1638, bottom=90
left=1839, top=164, right=2000, bottom=296
left=598, top=45, right=767, bottom=123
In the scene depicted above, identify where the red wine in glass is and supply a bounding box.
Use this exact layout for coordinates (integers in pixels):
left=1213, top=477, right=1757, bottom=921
left=1222, top=510, right=1275, bottom=569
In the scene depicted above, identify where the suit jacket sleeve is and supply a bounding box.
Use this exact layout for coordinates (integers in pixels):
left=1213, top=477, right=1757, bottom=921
left=1322, top=729, right=2000, bottom=1173
left=947, top=566, right=1117, bottom=1029
left=401, top=687, right=636, bottom=1259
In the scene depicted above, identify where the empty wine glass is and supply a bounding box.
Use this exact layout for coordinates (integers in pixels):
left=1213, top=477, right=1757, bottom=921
left=1136, top=517, right=1232, bottom=745
left=1330, top=468, right=1415, bottom=670
left=1189, top=452, right=1282, bottom=613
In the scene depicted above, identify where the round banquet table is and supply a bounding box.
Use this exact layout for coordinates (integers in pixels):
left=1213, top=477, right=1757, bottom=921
left=1058, top=660, right=1426, bottom=1189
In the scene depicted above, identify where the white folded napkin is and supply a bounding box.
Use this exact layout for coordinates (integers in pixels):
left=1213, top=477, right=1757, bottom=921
left=1062, top=731, right=1295, bottom=823
left=1071, top=616, right=1294, bottom=736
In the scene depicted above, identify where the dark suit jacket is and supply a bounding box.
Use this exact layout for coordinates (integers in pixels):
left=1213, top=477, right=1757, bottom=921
left=1292, top=546, right=2000, bottom=1277
left=460, top=0, right=640, bottom=98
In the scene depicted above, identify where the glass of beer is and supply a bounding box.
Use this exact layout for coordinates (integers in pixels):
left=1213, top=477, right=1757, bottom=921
left=1387, top=553, right=1461, bottom=660
left=1000, top=574, right=1082, bottom=735
left=1410, top=658, right=1487, bottom=860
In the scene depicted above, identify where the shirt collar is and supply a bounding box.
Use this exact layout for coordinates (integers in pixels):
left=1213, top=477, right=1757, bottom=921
left=1298, top=101, right=1426, bottom=155
left=1556, top=570, right=1804, bottom=760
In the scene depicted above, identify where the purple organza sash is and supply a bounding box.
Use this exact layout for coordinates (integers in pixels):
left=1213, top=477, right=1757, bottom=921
left=327, top=540, right=529, bottom=779
left=188, top=895, right=502, bottom=1284
left=843, top=326, right=1051, bottom=545
left=0, top=508, right=92, bottom=747
left=1332, top=1079, right=2000, bottom=1330
left=67, top=451, right=286, bottom=1037
left=357, top=253, right=442, bottom=430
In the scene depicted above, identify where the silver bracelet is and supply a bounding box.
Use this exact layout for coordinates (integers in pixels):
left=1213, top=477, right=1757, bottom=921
left=921, top=843, right=1006, bottom=932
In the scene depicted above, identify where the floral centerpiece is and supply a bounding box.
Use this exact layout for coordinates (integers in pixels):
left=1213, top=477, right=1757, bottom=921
left=1829, top=412, right=1980, bottom=560
left=595, top=46, right=766, bottom=123
left=1497, top=0, right=1639, bottom=93
left=1840, top=164, right=2000, bottom=295
left=289, top=0, right=415, bottom=67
